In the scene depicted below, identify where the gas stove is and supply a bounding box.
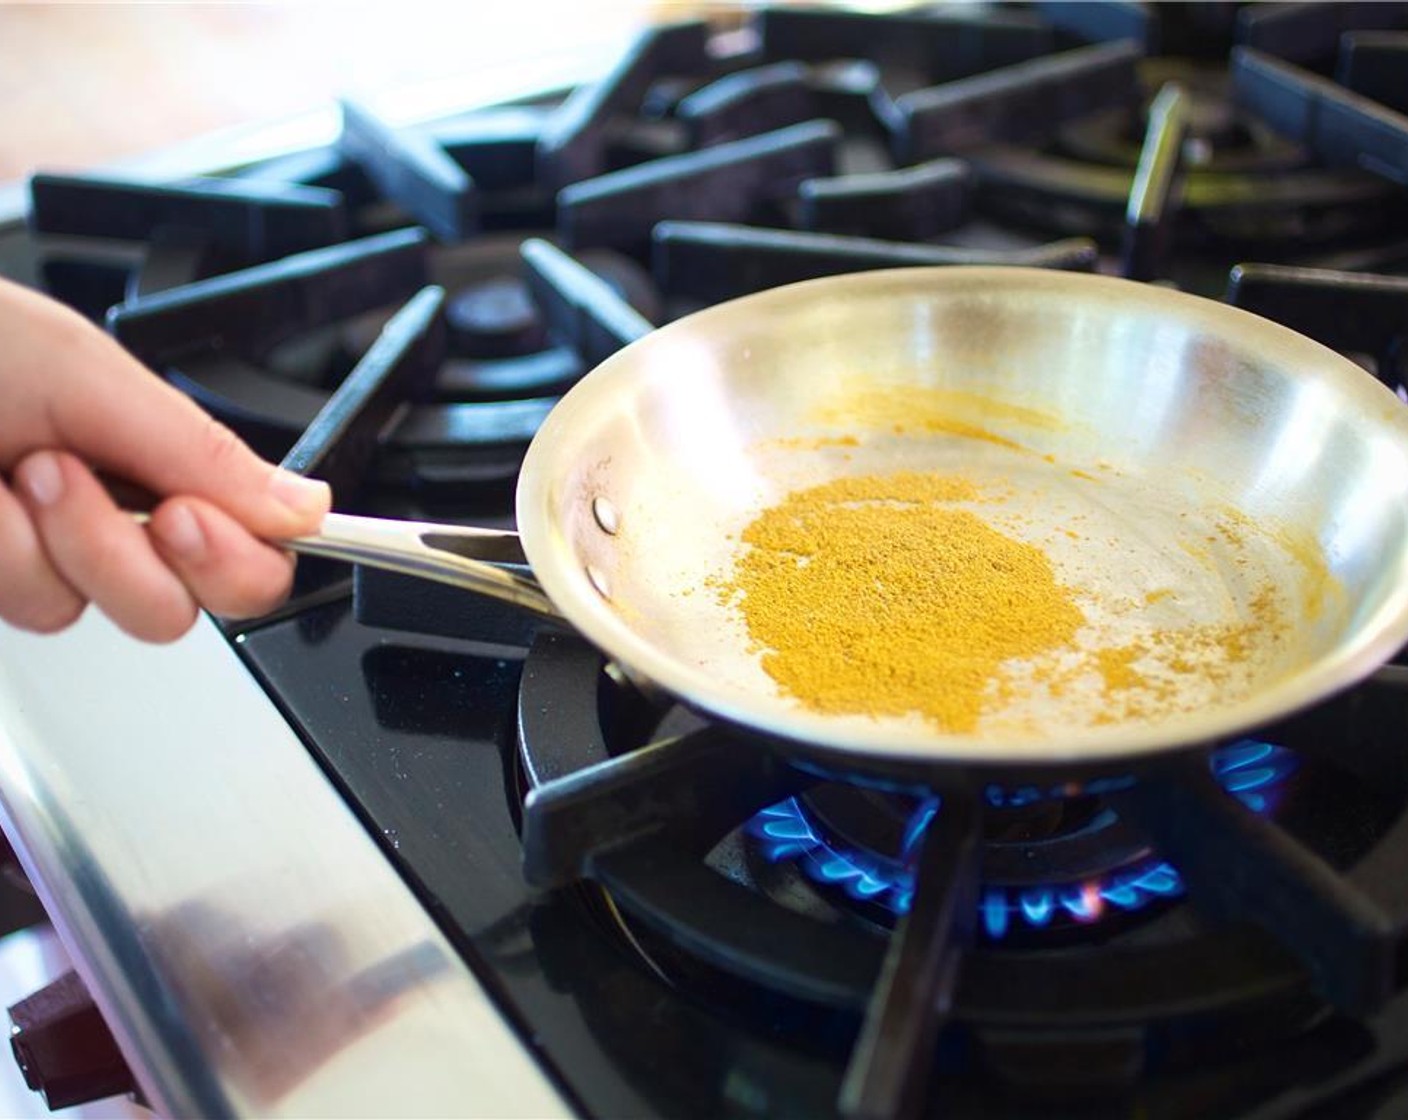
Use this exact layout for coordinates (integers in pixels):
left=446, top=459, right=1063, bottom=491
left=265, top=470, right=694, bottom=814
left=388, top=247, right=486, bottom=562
left=4, top=5, right=1408, bottom=1118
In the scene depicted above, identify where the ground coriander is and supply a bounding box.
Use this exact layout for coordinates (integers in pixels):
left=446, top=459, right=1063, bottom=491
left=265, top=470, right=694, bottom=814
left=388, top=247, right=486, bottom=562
left=717, top=469, right=1292, bottom=735
left=721, top=471, right=1086, bottom=733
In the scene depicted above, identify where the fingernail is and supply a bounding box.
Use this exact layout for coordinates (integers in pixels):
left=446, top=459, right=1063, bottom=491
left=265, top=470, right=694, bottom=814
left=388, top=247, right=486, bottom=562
left=154, top=504, right=205, bottom=559
left=268, top=469, right=331, bottom=518
left=19, top=452, right=64, bottom=507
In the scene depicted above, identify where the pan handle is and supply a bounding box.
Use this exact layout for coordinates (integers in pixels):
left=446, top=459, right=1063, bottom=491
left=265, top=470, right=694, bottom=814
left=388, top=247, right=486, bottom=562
left=285, top=512, right=566, bottom=625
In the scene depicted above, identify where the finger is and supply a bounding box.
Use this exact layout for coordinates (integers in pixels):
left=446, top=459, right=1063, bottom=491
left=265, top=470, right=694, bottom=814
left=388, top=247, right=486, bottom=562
left=13, top=450, right=198, bottom=643
left=0, top=279, right=331, bottom=537
left=147, top=496, right=297, bottom=620
left=0, top=477, right=85, bottom=633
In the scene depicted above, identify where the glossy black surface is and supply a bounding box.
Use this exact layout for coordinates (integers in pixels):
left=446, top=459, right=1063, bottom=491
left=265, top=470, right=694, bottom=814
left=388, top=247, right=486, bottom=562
left=235, top=601, right=841, bottom=1120
left=235, top=598, right=1408, bottom=1119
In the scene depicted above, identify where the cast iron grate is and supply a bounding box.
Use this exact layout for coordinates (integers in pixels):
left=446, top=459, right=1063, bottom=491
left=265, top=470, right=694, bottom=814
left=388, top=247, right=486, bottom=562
left=516, top=630, right=1408, bottom=1119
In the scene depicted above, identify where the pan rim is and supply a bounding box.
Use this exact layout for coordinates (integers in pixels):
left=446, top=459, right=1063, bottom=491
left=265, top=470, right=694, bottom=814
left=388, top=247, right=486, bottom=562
left=516, top=265, right=1408, bottom=767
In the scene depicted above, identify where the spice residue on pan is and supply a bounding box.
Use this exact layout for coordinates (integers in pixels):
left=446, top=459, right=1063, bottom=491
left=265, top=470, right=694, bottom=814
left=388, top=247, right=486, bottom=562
left=807, top=386, right=1060, bottom=454
left=712, top=468, right=1314, bottom=737
left=767, top=434, right=861, bottom=450
left=810, top=385, right=1063, bottom=435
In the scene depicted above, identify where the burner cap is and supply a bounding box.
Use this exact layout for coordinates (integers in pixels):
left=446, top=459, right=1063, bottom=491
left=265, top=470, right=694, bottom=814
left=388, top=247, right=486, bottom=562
left=445, top=276, right=548, bottom=358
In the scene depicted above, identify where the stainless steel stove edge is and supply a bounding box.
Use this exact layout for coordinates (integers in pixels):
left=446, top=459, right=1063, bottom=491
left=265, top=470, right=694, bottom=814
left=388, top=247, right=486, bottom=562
left=0, top=610, right=571, bottom=1118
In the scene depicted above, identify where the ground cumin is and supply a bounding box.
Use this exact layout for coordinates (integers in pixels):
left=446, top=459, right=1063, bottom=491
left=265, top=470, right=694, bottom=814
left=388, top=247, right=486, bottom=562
left=721, top=471, right=1087, bottom=733
left=719, top=469, right=1291, bottom=735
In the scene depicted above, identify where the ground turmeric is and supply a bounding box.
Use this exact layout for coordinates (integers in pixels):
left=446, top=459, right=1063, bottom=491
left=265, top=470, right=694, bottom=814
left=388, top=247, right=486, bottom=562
left=718, top=469, right=1293, bottom=737
left=721, top=471, right=1086, bottom=733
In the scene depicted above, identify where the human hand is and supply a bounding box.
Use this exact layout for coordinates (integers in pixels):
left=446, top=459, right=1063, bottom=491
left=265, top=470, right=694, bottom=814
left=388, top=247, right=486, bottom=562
left=0, top=276, right=332, bottom=642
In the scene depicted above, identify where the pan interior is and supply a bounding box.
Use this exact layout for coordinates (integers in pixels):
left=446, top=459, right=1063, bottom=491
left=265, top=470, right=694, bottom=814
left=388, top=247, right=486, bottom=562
left=518, top=267, right=1408, bottom=765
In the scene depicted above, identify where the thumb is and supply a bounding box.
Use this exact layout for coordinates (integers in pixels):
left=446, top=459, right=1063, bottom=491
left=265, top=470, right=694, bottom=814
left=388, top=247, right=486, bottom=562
left=47, top=312, right=331, bottom=537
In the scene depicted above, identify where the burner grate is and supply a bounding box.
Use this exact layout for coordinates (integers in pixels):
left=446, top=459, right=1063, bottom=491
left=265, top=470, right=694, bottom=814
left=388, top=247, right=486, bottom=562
left=511, top=627, right=1408, bottom=1112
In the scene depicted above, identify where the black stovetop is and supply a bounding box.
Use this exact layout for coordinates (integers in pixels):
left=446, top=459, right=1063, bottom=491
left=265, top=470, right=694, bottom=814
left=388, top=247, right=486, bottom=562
left=233, top=596, right=1408, bottom=1120
left=12, top=4, right=1408, bottom=1117
left=237, top=606, right=840, bottom=1120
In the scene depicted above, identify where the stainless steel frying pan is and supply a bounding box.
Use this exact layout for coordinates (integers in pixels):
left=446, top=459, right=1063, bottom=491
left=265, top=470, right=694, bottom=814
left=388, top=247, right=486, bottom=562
left=285, top=267, right=1408, bottom=768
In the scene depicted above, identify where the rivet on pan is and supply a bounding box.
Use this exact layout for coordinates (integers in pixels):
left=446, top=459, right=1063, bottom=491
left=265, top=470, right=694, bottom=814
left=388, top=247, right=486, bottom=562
left=586, top=564, right=612, bottom=600
left=592, top=496, right=620, bottom=535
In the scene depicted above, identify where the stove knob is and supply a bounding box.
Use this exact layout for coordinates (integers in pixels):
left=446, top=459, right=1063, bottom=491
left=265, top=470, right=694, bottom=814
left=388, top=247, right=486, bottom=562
left=8, top=970, right=135, bottom=1110
left=0, top=832, right=35, bottom=895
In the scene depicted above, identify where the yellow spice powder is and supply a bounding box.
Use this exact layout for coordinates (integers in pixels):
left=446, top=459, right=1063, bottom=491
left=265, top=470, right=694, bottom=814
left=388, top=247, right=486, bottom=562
left=722, top=471, right=1086, bottom=732
left=720, top=470, right=1290, bottom=735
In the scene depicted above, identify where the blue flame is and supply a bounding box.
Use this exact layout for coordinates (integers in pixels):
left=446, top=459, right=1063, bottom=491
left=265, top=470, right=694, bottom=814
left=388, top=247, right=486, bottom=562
left=984, top=773, right=1139, bottom=809
left=1212, top=738, right=1297, bottom=814
left=901, top=797, right=940, bottom=858
left=977, top=859, right=1183, bottom=938
left=751, top=798, right=915, bottom=913
left=749, top=740, right=1297, bottom=939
